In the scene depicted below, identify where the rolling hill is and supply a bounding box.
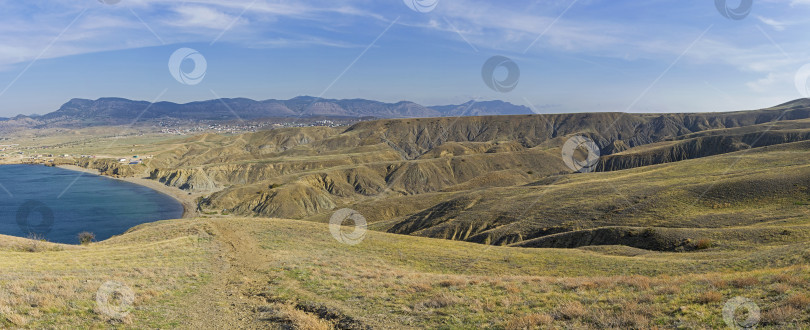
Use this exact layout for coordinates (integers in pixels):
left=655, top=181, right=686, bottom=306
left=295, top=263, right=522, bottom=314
left=11, top=98, right=810, bottom=328
left=97, top=98, right=810, bottom=229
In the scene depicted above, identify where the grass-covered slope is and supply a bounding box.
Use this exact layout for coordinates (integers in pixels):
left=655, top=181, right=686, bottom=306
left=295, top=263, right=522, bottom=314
left=382, top=139, right=810, bottom=247
left=0, top=220, right=216, bottom=328
left=1, top=217, right=807, bottom=328
left=254, top=217, right=810, bottom=328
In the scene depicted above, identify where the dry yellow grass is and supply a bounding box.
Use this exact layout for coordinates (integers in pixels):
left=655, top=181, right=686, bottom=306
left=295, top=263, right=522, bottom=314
left=0, top=217, right=807, bottom=328
left=0, top=219, right=215, bottom=328
left=504, top=313, right=553, bottom=329
left=696, top=291, right=724, bottom=304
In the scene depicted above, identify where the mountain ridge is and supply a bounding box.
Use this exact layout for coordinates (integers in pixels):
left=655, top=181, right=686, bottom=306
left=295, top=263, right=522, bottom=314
left=3, top=97, right=536, bottom=129
left=5, top=96, right=810, bottom=133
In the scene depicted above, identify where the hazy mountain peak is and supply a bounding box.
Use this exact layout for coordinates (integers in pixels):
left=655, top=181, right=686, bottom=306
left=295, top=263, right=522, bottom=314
left=5, top=97, right=810, bottom=130
left=0, top=97, right=537, bottom=129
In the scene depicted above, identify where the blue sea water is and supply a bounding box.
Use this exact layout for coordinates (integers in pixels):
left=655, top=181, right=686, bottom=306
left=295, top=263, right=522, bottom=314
left=0, top=164, right=184, bottom=244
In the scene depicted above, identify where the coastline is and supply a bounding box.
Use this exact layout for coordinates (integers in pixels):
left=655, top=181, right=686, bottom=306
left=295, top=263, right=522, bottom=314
left=56, top=165, right=199, bottom=219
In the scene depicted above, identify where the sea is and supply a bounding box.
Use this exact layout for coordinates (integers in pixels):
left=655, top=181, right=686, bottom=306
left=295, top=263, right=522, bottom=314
left=0, top=164, right=184, bottom=244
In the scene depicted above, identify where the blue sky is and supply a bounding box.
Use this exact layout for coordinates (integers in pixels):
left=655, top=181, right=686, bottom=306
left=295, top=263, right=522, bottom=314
left=0, top=0, right=808, bottom=116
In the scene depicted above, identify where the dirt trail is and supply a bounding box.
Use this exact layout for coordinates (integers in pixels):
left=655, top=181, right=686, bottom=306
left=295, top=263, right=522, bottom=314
left=177, top=219, right=372, bottom=329
left=182, top=219, right=276, bottom=328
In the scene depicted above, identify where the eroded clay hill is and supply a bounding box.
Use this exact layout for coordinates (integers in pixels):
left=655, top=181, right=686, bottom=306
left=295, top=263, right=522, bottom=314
left=78, top=99, right=810, bottom=248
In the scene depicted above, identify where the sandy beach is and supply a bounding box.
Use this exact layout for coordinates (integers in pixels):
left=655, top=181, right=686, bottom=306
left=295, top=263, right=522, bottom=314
left=57, top=165, right=200, bottom=218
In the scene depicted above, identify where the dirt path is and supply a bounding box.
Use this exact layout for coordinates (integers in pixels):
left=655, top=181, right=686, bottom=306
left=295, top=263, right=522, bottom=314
left=181, top=219, right=276, bottom=328
left=49, top=166, right=293, bottom=326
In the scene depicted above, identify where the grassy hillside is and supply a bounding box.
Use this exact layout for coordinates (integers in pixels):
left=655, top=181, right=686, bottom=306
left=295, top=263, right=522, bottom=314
left=107, top=101, right=810, bottom=227
left=4, top=101, right=810, bottom=327
left=382, top=139, right=810, bottom=246
left=0, top=220, right=215, bottom=328
left=0, top=217, right=807, bottom=328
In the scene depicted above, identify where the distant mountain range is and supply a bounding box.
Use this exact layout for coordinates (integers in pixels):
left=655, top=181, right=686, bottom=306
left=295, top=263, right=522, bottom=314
left=0, top=97, right=536, bottom=129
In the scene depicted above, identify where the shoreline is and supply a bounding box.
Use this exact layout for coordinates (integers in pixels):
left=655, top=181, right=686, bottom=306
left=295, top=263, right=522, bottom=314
left=56, top=165, right=199, bottom=219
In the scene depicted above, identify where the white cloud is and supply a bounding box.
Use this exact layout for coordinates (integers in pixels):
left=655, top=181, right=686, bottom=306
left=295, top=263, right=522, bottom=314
left=0, top=0, right=392, bottom=70
left=746, top=72, right=781, bottom=92
left=166, top=6, right=244, bottom=30
left=757, top=16, right=787, bottom=30
left=425, top=0, right=810, bottom=84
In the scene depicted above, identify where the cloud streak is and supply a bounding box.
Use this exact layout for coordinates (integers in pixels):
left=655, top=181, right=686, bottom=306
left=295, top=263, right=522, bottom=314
left=0, top=0, right=393, bottom=69
left=0, top=0, right=808, bottom=114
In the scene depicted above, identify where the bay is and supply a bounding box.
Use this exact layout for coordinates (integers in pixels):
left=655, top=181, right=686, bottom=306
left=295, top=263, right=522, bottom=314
left=0, top=164, right=184, bottom=244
